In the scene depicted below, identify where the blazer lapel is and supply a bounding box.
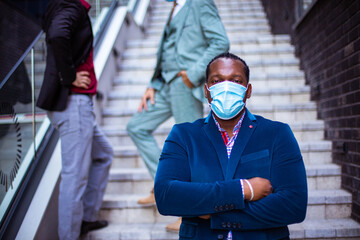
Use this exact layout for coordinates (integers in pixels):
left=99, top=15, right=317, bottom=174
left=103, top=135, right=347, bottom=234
left=202, top=113, right=228, bottom=179
left=175, top=0, right=192, bottom=45
left=225, top=110, right=257, bottom=180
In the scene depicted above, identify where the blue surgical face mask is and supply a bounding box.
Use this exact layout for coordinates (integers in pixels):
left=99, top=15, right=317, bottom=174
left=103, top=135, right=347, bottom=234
left=165, top=0, right=174, bottom=1
left=206, top=81, right=248, bottom=120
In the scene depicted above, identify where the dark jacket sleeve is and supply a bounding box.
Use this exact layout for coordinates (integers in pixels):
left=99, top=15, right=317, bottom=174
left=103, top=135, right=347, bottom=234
left=46, top=4, right=82, bottom=87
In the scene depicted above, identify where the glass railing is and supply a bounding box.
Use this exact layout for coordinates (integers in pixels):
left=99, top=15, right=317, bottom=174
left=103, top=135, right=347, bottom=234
left=0, top=32, right=48, bottom=223
left=0, top=0, right=133, bottom=228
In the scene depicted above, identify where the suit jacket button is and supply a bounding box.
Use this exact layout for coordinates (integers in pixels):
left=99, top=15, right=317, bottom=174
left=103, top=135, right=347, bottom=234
left=217, top=234, right=224, bottom=239
left=232, top=223, right=237, bottom=229
left=225, top=204, right=229, bottom=210
left=221, top=222, right=226, bottom=228
left=219, top=206, right=224, bottom=211
left=214, top=206, right=219, bottom=211
left=238, top=223, right=242, bottom=228
left=227, top=222, right=231, bottom=228
left=230, top=204, right=235, bottom=209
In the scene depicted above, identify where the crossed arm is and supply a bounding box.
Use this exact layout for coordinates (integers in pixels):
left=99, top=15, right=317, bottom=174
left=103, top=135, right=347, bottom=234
left=154, top=124, right=307, bottom=230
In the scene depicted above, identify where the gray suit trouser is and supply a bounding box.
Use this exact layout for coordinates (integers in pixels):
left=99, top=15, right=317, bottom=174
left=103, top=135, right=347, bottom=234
left=47, top=94, right=113, bottom=240
left=127, top=76, right=203, bottom=179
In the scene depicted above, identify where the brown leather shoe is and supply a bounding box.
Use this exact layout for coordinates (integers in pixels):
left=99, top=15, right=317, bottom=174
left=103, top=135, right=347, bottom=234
left=166, top=218, right=182, bottom=233
left=137, top=191, right=155, bottom=205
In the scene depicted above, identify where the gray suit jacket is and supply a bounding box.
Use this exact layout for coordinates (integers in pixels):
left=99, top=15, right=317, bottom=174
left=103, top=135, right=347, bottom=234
left=150, top=0, right=230, bottom=101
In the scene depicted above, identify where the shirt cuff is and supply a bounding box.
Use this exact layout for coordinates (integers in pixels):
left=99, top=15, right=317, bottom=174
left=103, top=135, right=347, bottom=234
left=240, top=179, right=245, bottom=201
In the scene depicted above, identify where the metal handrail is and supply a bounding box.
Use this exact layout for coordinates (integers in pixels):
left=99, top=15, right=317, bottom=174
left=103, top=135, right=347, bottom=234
left=93, top=0, right=118, bottom=49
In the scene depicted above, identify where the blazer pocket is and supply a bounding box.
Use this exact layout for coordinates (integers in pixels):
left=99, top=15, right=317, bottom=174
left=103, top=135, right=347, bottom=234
left=179, top=221, right=197, bottom=239
left=239, top=150, right=270, bottom=179
left=241, top=149, right=269, bottom=163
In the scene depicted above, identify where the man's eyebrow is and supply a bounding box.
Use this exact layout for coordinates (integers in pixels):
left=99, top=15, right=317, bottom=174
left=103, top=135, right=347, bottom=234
left=209, top=74, right=244, bottom=78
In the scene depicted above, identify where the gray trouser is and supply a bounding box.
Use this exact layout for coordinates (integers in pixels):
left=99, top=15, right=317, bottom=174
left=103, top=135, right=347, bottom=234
left=47, top=94, right=113, bottom=240
left=127, top=77, right=203, bottom=178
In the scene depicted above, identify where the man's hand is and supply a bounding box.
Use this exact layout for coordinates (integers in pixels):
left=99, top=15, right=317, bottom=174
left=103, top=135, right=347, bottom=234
left=138, top=87, right=155, bottom=112
left=244, top=177, right=272, bottom=201
left=73, top=71, right=91, bottom=89
left=177, top=70, right=194, bottom=89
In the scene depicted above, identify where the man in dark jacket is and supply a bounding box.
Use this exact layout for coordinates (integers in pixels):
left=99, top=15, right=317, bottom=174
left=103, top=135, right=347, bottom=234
left=37, top=0, right=113, bottom=239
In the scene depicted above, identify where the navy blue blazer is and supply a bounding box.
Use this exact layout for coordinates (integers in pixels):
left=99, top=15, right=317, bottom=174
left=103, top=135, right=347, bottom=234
left=155, top=109, right=307, bottom=240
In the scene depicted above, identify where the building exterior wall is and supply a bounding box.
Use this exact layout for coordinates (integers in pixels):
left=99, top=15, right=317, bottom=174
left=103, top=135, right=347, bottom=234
left=261, top=0, right=360, bottom=222
left=261, top=0, right=296, bottom=34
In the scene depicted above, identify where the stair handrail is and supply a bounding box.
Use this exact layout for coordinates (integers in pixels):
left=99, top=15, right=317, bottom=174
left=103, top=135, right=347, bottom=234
left=93, top=0, right=118, bottom=49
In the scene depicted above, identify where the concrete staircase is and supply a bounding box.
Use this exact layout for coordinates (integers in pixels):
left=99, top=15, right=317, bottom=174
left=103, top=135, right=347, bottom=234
left=85, top=0, right=360, bottom=239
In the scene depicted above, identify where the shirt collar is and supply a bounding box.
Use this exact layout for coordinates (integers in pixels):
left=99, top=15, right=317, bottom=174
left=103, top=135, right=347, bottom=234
left=212, top=112, right=246, bottom=134
left=176, top=0, right=186, bottom=8
left=79, top=0, right=91, bottom=11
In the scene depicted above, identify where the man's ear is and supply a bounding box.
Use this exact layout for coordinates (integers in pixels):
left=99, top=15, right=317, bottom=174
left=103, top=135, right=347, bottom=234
left=204, top=83, right=212, bottom=103
left=246, top=83, right=252, bottom=99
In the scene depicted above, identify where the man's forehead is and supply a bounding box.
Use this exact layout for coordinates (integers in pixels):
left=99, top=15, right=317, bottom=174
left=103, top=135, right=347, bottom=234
left=209, top=58, right=245, bottom=73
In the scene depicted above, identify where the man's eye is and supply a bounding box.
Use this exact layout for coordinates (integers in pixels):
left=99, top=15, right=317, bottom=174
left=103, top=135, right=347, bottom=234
left=232, top=79, right=241, bottom=83
left=212, top=79, right=220, bottom=83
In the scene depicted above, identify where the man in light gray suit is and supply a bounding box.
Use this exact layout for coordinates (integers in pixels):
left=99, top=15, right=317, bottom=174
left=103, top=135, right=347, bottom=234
left=127, top=0, right=229, bottom=231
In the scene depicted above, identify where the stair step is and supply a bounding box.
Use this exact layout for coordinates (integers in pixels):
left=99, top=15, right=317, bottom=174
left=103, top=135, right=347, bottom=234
left=82, top=222, right=178, bottom=240
left=100, top=189, right=351, bottom=224
left=118, top=57, right=300, bottom=70
left=103, top=102, right=317, bottom=116
left=146, top=25, right=270, bottom=36
left=107, top=86, right=310, bottom=108
left=152, top=4, right=264, bottom=13
left=122, top=46, right=296, bottom=59
left=306, top=189, right=352, bottom=220
left=102, top=189, right=351, bottom=211
left=102, top=120, right=324, bottom=133
left=102, top=103, right=318, bottom=123
left=306, top=164, right=341, bottom=190
left=289, top=218, right=360, bottom=239
left=83, top=218, right=360, bottom=240
left=115, top=71, right=304, bottom=83
left=113, top=73, right=306, bottom=88
left=142, top=32, right=291, bottom=44
left=102, top=119, right=325, bottom=147
left=150, top=11, right=266, bottom=23
left=108, top=85, right=309, bottom=96
left=105, top=168, right=153, bottom=195
left=149, top=18, right=268, bottom=29
left=126, top=34, right=291, bottom=49
left=105, top=161, right=338, bottom=196
left=146, top=29, right=270, bottom=38
left=107, top=136, right=331, bottom=167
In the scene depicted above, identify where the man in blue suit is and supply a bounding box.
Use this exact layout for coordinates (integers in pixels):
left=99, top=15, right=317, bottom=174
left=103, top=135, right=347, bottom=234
left=155, top=53, right=308, bottom=239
